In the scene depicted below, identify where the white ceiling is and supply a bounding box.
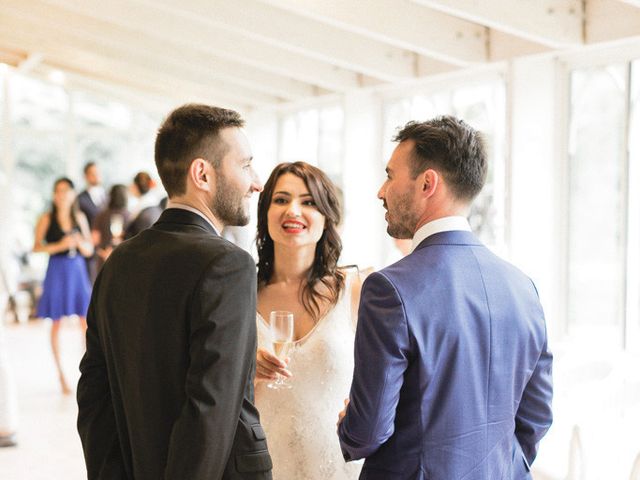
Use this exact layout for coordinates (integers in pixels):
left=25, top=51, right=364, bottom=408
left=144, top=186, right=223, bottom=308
left=1, top=0, right=639, bottom=111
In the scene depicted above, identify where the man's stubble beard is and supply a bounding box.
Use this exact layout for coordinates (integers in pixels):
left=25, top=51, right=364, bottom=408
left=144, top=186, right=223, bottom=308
left=385, top=190, right=417, bottom=240
left=211, top=172, right=250, bottom=227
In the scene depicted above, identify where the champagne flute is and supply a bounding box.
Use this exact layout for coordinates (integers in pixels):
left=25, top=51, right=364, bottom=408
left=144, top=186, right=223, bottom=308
left=267, top=310, right=294, bottom=390
left=110, top=213, right=124, bottom=244
left=66, top=229, right=77, bottom=258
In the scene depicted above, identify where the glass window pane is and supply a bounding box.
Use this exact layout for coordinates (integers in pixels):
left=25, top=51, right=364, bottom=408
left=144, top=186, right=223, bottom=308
left=279, top=109, right=319, bottom=165
left=453, top=82, right=507, bottom=250
left=76, top=132, right=131, bottom=186
left=10, top=74, right=68, bottom=129
left=318, top=106, right=344, bottom=185
left=411, top=93, right=446, bottom=120
left=74, top=91, right=133, bottom=130
left=568, top=64, right=627, bottom=344
left=12, top=133, right=67, bottom=254
left=382, top=98, right=412, bottom=161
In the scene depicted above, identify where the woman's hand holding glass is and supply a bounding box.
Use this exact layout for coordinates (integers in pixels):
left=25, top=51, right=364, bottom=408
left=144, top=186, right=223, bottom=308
left=256, top=348, right=292, bottom=381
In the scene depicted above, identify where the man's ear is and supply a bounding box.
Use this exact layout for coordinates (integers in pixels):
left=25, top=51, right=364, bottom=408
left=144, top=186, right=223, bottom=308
left=189, top=158, right=213, bottom=192
left=420, top=169, right=439, bottom=198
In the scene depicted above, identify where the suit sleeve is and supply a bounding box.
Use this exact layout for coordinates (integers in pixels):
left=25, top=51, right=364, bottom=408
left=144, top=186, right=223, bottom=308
left=77, top=273, right=127, bottom=479
left=338, top=271, right=411, bottom=460
left=515, top=329, right=553, bottom=465
left=164, top=248, right=257, bottom=479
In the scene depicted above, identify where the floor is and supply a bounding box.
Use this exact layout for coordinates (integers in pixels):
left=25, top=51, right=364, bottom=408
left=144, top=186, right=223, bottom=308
left=0, top=319, right=87, bottom=480
left=1, top=320, right=639, bottom=480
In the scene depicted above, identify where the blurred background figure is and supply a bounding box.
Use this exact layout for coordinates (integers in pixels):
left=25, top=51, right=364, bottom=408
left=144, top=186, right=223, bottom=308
left=92, top=184, right=131, bottom=271
left=125, top=171, right=163, bottom=239
left=76, top=162, right=106, bottom=284
left=0, top=254, right=19, bottom=448
left=33, top=178, right=93, bottom=395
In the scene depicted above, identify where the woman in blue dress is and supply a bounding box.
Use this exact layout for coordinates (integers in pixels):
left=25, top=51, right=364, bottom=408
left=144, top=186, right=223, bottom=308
left=33, top=177, right=93, bottom=394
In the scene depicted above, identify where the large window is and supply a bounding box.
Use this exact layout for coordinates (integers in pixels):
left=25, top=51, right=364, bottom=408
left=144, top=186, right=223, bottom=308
left=278, top=104, right=344, bottom=187
left=382, top=79, right=507, bottom=251
left=567, top=60, right=639, bottom=348
left=0, top=69, right=161, bottom=281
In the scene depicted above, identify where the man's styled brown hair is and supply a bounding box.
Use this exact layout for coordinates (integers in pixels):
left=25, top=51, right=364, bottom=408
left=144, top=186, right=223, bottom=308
left=394, top=116, right=487, bottom=201
left=154, top=104, right=244, bottom=197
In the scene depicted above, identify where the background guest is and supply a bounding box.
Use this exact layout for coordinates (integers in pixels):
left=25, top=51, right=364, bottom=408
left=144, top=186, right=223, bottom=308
left=92, top=184, right=130, bottom=271
left=125, top=171, right=162, bottom=239
left=76, top=162, right=106, bottom=283
left=33, top=178, right=93, bottom=395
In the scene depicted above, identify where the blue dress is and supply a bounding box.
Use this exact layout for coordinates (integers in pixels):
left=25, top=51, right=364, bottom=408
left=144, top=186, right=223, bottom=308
left=36, top=214, right=92, bottom=321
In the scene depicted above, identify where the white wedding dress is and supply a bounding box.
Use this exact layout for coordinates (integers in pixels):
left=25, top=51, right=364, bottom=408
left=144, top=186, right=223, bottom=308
left=255, top=272, right=362, bottom=480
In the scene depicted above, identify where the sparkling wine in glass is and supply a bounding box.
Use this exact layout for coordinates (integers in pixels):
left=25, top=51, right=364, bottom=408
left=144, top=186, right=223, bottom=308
left=267, top=310, right=294, bottom=390
left=66, top=230, right=77, bottom=258
left=110, top=214, right=124, bottom=243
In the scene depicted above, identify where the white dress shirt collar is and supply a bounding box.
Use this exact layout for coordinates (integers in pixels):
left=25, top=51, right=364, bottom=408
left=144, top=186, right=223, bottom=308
left=87, top=185, right=105, bottom=206
left=166, top=200, right=219, bottom=235
left=410, top=216, right=471, bottom=253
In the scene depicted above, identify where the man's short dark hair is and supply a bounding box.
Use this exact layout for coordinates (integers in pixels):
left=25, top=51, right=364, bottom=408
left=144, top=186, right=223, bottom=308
left=133, top=171, right=153, bottom=195
left=154, top=104, right=244, bottom=197
left=83, top=162, right=96, bottom=175
left=393, top=116, right=487, bottom=201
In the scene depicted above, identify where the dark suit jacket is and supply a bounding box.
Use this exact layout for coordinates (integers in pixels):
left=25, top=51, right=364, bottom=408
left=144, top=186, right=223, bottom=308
left=77, top=190, right=102, bottom=228
left=77, top=208, right=272, bottom=480
left=339, top=231, right=553, bottom=480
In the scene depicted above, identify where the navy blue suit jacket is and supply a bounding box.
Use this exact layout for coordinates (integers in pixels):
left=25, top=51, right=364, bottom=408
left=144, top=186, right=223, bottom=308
left=338, top=231, right=553, bottom=480
left=77, top=189, right=103, bottom=228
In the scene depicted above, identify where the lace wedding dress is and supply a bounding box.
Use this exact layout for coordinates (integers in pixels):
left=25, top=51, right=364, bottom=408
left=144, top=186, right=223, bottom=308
left=255, top=273, right=362, bottom=480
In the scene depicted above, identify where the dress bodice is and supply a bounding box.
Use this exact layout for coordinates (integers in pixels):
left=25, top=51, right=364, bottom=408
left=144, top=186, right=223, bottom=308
left=45, top=212, right=78, bottom=257
left=255, top=271, right=362, bottom=480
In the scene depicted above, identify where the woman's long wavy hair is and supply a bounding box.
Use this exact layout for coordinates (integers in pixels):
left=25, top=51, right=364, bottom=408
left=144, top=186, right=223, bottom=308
left=256, top=162, right=344, bottom=322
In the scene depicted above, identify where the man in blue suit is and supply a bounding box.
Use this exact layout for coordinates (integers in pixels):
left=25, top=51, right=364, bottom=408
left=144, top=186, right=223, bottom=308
left=338, top=116, right=553, bottom=479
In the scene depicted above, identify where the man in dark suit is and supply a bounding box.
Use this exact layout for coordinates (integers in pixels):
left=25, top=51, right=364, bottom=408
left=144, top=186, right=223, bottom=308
left=77, top=104, right=272, bottom=479
left=77, top=162, right=106, bottom=283
left=77, top=162, right=106, bottom=228
left=338, top=116, right=553, bottom=479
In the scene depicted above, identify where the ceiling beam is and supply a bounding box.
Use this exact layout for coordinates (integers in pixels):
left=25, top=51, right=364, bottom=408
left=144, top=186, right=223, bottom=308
left=0, top=48, right=26, bottom=68
left=147, top=0, right=419, bottom=81
left=618, top=0, right=640, bottom=7
left=488, top=30, right=552, bottom=61
left=16, top=52, right=44, bottom=74
left=1, top=0, right=321, bottom=102
left=412, top=0, right=584, bottom=47
left=39, top=0, right=366, bottom=92
left=0, top=27, right=256, bottom=111
left=259, top=0, right=486, bottom=66
left=586, top=0, right=640, bottom=44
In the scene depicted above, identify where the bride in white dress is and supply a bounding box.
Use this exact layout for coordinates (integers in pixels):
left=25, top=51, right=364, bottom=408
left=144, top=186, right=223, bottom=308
left=254, top=162, right=364, bottom=480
